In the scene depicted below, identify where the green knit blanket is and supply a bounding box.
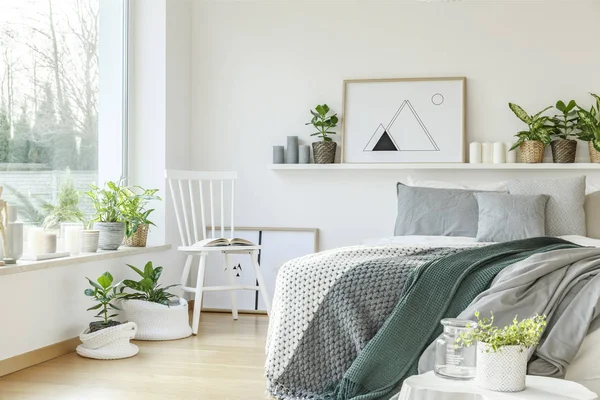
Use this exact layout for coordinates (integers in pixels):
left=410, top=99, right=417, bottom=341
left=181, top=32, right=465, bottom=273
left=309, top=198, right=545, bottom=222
left=326, top=237, right=579, bottom=400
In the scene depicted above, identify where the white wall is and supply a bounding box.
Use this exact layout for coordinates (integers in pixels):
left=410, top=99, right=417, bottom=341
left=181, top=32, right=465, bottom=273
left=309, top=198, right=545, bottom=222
left=190, top=0, right=600, bottom=250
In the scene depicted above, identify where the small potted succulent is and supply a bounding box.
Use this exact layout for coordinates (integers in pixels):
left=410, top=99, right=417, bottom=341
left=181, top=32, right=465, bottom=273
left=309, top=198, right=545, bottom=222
left=120, top=261, right=191, bottom=340
left=85, top=181, right=125, bottom=250
left=576, top=93, right=600, bottom=163
left=306, top=104, right=338, bottom=164
left=120, top=186, right=160, bottom=247
left=456, top=311, right=546, bottom=393
left=549, top=100, right=579, bottom=163
left=508, top=103, right=553, bottom=163
left=76, top=272, right=139, bottom=359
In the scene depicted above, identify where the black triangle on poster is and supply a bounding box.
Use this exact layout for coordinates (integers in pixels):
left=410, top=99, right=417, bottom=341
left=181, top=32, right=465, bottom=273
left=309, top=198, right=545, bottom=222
left=372, top=131, right=398, bottom=151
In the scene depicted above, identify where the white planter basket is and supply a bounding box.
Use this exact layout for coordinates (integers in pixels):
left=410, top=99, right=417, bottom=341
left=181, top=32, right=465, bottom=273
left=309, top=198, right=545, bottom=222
left=76, top=322, right=139, bottom=360
left=476, top=342, right=528, bottom=392
left=121, top=298, right=192, bottom=341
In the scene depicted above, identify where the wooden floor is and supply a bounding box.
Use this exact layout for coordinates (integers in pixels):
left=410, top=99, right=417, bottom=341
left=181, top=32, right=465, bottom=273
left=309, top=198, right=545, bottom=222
left=0, top=313, right=271, bottom=400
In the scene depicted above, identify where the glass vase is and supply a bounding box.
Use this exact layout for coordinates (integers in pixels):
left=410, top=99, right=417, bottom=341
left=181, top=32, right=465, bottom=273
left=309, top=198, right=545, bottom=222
left=434, top=318, right=476, bottom=380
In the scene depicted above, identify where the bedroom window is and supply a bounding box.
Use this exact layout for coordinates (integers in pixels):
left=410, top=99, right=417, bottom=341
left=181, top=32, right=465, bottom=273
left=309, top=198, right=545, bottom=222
left=0, top=0, right=128, bottom=223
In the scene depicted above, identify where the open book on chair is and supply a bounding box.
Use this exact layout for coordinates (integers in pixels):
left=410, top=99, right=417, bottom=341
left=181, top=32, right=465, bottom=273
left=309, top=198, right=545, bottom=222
left=191, top=237, right=255, bottom=247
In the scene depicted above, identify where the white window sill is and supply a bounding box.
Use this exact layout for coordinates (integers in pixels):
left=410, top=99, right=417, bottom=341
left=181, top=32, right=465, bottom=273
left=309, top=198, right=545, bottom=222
left=0, top=245, right=172, bottom=276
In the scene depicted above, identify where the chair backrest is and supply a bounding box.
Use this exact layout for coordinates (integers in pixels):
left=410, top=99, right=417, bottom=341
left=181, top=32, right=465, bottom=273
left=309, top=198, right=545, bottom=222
left=165, top=170, right=238, bottom=246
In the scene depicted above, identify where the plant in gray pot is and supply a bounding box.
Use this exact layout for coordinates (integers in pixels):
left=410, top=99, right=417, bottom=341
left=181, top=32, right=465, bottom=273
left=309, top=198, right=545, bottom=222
left=85, top=181, right=125, bottom=250
left=306, top=104, right=338, bottom=164
left=549, top=100, right=579, bottom=163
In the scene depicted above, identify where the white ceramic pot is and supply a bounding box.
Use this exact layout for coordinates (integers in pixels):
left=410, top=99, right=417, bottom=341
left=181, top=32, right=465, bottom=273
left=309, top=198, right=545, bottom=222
left=476, top=342, right=528, bottom=392
left=94, top=222, right=125, bottom=250
left=81, top=230, right=100, bottom=253
left=121, top=298, right=192, bottom=341
left=76, top=321, right=139, bottom=360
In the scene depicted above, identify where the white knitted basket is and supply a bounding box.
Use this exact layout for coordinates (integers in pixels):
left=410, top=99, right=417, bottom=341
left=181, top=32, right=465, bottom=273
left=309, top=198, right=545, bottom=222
left=121, top=298, right=192, bottom=341
left=76, top=322, right=139, bottom=360
left=476, top=342, right=528, bottom=392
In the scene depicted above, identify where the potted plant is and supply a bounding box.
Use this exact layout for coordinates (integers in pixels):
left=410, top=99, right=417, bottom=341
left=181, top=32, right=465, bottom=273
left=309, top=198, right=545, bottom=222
left=80, top=221, right=100, bottom=253
left=85, top=181, right=125, bottom=250
left=120, top=186, right=160, bottom=247
left=76, top=272, right=139, bottom=359
left=42, top=177, right=84, bottom=230
left=508, top=103, right=553, bottom=163
left=456, top=311, right=546, bottom=392
left=119, top=261, right=192, bottom=340
left=306, top=104, right=338, bottom=164
left=576, top=93, right=600, bottom=163
left=549, top=100, right=579, bottom=163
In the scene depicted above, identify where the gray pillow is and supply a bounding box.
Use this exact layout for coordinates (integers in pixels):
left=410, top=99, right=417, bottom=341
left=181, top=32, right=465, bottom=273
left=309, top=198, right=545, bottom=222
left=394, top=183, right=481, bottom=237
left=474, top=192, right=548, bottom=242
left=507, top=176, right=586, bottom=236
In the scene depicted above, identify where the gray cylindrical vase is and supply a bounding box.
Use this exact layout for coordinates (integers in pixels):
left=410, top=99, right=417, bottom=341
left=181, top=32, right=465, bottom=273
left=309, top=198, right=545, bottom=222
left=94, top=222, right=125, bottom=250
left=286, top=136, right=299, bottom=164
left=299, top=145, right=310, bottom=164
left=273, top=145, right=284, bottom=164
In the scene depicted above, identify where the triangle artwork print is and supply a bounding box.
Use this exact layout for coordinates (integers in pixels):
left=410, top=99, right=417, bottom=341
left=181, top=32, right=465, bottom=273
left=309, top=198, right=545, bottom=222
left=363, top=100, right=440, bottom=152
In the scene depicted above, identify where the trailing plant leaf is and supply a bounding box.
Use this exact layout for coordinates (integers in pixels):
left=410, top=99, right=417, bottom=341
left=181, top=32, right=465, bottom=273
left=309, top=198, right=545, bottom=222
left=120, top=261, right=179, bottom=306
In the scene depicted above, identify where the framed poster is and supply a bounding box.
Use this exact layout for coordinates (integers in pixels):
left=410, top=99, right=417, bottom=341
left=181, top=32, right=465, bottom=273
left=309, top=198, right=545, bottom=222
left=341, top=77, right=466, bottom=163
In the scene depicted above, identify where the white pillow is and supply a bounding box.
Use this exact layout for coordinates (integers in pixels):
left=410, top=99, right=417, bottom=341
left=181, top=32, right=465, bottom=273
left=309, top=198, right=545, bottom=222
left=406, top=175, right=507, bottom=192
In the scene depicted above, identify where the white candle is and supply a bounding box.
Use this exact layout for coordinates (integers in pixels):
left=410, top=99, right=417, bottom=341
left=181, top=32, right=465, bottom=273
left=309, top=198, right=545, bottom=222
left=28, top=228, right=45, bottom=255
left=493, top=142, right=506, bottom=164
left=506, top=142, right=517, bottom=163
left=481, top=143, right=494, bottom=164
left=64, top=226, right=82, bottom=255
left=44, top=233, right=57, bottom=254
left=469, top=142, right=482, bottom=164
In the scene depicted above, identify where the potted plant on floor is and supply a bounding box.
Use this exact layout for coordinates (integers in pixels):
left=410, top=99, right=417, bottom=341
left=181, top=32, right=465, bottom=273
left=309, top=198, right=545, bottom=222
left=120, top=186, right=161, bottom=247
left=576, top=93, right=600, bottom=163
left=508, top=103, right=553, bottom=163
left=549, top=100, right=579, bottom=163
left=306, top=104, right=338, bottom=164
left=456, top=311, right=546, bottom=393
left=119, top=261, right=192, bottom=340
left=85, top=181, right=125, bottom=250
left=77, top=272, right=139, bottom=359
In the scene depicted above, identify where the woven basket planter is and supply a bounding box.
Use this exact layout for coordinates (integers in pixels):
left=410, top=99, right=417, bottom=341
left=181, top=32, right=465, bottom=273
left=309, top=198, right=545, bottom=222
left=123, top=224, right=149, bottom=247
left=550, top=139, right=577, bottom=163
left=519, top=140, right=545, bottom=163
left=312, top=141, right=337, bottom=164
left=476, top=343, right=528, bottom=392
left=76, top=322, right=139, bottom=360
left=121, top=298, right=192, bottom=341
left=589, top=142, right=600, bottom=163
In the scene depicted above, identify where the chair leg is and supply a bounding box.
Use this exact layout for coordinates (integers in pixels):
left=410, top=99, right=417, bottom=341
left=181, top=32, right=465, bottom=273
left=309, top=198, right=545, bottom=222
left=250, top=250, right=271, bottom=314
left=192, top=253, right=207, bottom=335
left=180, top=254, right=194, bottom=286
left=223, top=252, right=239, bottom=321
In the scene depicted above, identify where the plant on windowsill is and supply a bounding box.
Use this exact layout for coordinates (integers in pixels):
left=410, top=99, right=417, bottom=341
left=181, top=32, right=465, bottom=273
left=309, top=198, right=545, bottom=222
left=119, top=261, right=191, bottom=341
left=85, top=180, right=125, bottom=250
left=456, top=311, right=546, bottom=393
left=41, top=176, right=85, bottom=230
left=76, top=272, right=139, bottom=360
left=549, top=100, right=579, bottom=163
left=576, top=93, right=600, bottom=163
left=306, top=104, right=338, bottom=164
left=119, top=186, right=161, bottom=247
left=508, top=103, right=553, bottom=163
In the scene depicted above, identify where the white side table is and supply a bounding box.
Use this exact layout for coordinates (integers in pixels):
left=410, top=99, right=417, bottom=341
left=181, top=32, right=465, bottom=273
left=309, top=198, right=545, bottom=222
left=391, top=371, right=598, bottom=400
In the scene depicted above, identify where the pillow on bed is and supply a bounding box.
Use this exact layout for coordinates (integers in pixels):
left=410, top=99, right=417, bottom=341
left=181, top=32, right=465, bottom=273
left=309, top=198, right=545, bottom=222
left=407, top=175, right=508, bottom=192
left=508, top=176, right=586, bottom=236
left=474, top=192, right=548, bottom=242
left=395, top=183, right=482, bottom=237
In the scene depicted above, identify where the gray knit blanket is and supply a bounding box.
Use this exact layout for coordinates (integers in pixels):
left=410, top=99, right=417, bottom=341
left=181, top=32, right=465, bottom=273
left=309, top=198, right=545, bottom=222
left=265, top=244, right=476, bottom=400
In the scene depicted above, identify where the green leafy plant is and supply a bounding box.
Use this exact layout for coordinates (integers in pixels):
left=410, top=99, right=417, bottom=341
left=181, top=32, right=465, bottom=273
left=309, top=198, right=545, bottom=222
left=550, top=100, right=579, bottom=140
left=85, top=180, right=125, bottom=223
left=84, top=272, right=123, bottom=331
left=306, top=104, right=338, bottom=142
left=456, top=311, right=547, bottom=353
left=576, top=93, right=600, bottom=151
left=119, top=186, right=161, bottom=237
left=42, top=177, right=84, bottom=230
left=120, top=261, right=178, bottom=306
left=508, top=103, right=553, bottom=151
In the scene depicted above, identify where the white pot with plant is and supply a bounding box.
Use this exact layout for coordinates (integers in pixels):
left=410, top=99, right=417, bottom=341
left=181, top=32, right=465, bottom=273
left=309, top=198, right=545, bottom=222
left=120, top=186, right=161, bottom=247
left=306, top=104, right=338, bottom=164
left=85, top=181, right=125, bottom=250
left=120, top=261, right=191, bottom=341
left=576, top=93, right=600, bottom=163
left=77, top=272, right=139, bottom=360
left=456, top=311, right=546, bottom=392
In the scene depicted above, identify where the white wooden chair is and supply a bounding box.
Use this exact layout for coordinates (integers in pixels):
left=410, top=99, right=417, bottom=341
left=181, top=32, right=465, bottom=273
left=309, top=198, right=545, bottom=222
left=165, top=170, right=271, bottom=335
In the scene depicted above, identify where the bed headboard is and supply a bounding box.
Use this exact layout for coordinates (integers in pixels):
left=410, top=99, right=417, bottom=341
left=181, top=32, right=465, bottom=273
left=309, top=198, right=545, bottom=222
left=586, top=192, right=600, bottom=240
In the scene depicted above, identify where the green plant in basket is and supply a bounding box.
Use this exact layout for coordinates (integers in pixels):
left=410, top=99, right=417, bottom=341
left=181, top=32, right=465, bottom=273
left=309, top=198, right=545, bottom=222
left=120, top=261, right=178, bottom=306
left=119, top=186, right=161, bottom=238
left=306, top=104, right=338, bottom=142
left=508, top=103, right=553, bottom=151
left=550, top=100, right=579, bottom=140
left=84, top=272, right=124, bottom=332
left=577, top=93, right=600, bottom=151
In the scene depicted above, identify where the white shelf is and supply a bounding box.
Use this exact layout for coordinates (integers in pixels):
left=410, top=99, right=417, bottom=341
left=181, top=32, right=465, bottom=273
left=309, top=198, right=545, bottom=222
left=268, top=163, right=600, bottom=171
